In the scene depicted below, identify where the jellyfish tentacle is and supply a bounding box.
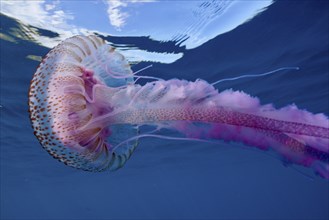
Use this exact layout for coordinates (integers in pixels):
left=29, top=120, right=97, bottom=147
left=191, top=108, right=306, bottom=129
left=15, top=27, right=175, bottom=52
left=211, top=66, right=300, bottom=86
left=133, top=64, right=153, bottom=75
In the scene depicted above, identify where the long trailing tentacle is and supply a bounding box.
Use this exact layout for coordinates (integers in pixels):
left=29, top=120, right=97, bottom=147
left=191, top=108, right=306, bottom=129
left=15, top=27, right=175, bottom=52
left=211, top=66, right=300, bottom=86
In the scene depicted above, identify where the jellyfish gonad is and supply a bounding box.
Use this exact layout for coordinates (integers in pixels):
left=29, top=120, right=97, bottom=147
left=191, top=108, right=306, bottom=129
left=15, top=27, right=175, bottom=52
left=28, top=35, right=329, bottom=178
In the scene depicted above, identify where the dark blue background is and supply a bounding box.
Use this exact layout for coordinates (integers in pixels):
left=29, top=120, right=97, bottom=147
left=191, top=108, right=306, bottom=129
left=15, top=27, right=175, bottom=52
left=1, top=1, right=328, bottom=219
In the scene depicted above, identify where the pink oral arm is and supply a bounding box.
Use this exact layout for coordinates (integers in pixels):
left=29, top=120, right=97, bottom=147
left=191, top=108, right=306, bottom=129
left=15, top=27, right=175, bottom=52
left=113, top=107, right=328, bottom=139
left=89, top=78, right=328, bottom=177
left=112, top=106, right=329, bottom=178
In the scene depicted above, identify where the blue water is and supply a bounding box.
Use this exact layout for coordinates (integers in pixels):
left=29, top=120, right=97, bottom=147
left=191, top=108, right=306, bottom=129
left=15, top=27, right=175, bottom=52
left=1, top=1, right=328, bottom=219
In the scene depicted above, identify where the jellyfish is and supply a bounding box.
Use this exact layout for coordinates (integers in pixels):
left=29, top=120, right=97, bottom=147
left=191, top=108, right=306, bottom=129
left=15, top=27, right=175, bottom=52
left=28, top=35, right=329, bottom=178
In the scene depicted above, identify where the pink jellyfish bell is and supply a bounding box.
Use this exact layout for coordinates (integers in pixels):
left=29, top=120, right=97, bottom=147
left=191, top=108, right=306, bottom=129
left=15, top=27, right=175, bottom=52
left=28, top=35, right=138, bottom=171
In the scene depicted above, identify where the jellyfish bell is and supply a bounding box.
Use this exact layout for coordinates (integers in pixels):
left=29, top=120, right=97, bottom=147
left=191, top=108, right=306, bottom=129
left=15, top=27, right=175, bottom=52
left=29, top=35, right=329, bottom=178
left=29, top=35, right=138, bottom=171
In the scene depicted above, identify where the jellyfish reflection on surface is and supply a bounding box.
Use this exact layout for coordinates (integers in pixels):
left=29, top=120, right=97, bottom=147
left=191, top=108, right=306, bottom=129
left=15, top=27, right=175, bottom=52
left=28, top=35, right=329, bottom=178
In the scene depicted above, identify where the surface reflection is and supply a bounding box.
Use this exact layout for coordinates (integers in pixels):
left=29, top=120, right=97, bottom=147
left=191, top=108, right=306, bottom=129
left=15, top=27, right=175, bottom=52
left=0, top=0, right=273, bottom=63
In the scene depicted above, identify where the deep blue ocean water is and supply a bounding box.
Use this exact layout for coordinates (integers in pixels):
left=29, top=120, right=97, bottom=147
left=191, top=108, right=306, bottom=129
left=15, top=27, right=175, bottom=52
left=1, top=1, right=328, bottom=219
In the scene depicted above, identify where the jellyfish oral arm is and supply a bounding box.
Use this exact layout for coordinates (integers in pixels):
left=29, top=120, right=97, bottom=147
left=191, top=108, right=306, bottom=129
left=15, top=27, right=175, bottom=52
left=92, top=79, right=328, bottom=140
left=111, top=107, right=328, bottom=139
left=86, top=78, right=328, bottom=178
left=108, top=104, right=329, bottom=178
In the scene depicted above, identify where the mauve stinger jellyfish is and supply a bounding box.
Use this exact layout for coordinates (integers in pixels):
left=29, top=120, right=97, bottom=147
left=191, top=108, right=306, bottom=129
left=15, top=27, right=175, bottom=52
left=28, top=35, right=329, bottom=178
